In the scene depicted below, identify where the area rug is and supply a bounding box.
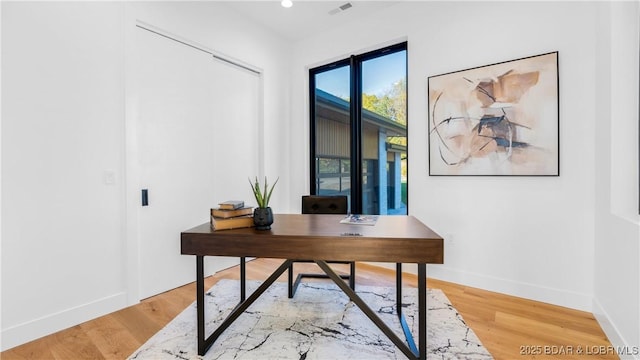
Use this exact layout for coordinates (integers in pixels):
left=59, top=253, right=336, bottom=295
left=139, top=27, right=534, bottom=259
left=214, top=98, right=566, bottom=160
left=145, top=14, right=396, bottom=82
left=128, top=280, right=492, bottom=359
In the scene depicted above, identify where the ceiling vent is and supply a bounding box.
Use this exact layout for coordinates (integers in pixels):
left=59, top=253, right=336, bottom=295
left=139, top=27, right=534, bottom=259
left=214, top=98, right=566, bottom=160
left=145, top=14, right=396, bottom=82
left=328, top=2, right=353, bottom=15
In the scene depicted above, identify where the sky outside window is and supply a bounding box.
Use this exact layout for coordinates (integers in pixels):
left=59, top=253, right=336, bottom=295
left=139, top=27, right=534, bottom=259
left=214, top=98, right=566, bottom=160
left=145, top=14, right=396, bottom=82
left=316, top=50, right=406, bottom=100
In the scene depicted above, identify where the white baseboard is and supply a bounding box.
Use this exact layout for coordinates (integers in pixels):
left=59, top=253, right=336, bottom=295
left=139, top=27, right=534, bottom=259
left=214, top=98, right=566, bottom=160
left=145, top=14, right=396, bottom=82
left=367, top=262, right=592, bottom=312
left=1, top=291, right=128, bottom=351
left=593, top=298, right=640, bottom=360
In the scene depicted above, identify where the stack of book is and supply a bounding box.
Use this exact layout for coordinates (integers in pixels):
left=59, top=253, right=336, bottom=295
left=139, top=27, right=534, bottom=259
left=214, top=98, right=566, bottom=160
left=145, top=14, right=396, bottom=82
left=210, top=200, right=254, bottom=231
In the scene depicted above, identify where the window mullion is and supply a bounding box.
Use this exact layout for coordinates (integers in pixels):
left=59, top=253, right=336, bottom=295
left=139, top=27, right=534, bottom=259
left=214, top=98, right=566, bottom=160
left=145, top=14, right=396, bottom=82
left=350, top=55, right=363, bottom=214
left=309, top=69, right=318, bottom=194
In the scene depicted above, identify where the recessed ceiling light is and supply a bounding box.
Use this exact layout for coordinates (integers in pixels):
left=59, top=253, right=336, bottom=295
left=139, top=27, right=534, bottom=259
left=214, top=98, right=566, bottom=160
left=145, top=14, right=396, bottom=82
left=281, top=0, right=293, bottom=8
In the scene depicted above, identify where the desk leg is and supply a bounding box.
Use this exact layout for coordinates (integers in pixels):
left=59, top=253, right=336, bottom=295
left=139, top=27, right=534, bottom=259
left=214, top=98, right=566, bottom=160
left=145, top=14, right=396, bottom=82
left=397, top=263, right=418, bottom=356
left=240, top=257, right=246, bottom=302
left=418, top=263, right=427, bottom=360
left=396, top=263, right=402, bottom=316
left=196, top=255, right=205, bottom=355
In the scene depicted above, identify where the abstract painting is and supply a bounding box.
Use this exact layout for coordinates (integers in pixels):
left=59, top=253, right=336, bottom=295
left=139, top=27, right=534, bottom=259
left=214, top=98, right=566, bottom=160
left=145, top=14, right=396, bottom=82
left=428, top=52, right=559, bottom=176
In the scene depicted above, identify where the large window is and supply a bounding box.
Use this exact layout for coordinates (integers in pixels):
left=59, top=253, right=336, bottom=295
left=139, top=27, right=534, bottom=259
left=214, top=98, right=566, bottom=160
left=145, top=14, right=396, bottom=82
left=310, top=43, right=407, bottom=215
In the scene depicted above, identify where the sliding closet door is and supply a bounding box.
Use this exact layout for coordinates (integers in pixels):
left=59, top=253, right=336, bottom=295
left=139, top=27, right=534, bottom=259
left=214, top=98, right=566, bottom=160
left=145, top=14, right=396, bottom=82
left=135, top=27, right=260, bottom=299
left=209, top=60, right=261, bottom=201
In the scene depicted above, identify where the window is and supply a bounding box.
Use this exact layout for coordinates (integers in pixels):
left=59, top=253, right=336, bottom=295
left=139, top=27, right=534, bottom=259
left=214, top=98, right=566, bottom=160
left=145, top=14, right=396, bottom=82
left=310, top=42, right=407, bottom=215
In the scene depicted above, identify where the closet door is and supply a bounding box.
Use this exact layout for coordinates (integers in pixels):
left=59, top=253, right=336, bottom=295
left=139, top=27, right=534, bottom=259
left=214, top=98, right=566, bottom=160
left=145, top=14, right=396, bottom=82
left=209, top=60, right=261, bottom=208
left=135, top=27, right=260, bottom=299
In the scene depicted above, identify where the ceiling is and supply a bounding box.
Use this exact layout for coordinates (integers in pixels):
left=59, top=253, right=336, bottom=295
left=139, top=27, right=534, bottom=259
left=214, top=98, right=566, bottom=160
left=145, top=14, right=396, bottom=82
left=224, top=1, right=401, bottom=41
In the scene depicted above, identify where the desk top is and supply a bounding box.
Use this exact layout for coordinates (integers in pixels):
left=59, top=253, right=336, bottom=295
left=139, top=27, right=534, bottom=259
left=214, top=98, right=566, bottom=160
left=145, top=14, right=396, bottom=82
left=181, top=214, right=443, bottom=263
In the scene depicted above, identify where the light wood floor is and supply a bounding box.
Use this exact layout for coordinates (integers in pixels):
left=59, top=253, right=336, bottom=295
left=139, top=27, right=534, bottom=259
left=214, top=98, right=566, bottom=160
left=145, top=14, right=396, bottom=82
left=2, top=258, right=616, bottom=360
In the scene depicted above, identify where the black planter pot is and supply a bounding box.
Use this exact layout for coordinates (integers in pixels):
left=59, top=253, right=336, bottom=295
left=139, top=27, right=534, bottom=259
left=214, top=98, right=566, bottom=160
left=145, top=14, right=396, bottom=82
left=253, top=207, right=274, bottom=230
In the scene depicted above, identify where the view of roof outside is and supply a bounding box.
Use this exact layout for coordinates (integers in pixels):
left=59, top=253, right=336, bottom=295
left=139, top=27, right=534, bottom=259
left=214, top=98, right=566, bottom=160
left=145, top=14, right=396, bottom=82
left=313, top=49, right=407, bottom=215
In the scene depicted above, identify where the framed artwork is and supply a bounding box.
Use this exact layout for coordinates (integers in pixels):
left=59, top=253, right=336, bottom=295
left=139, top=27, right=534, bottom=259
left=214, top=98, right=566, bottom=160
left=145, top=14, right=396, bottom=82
left=428, top=52, right=559, bottom=176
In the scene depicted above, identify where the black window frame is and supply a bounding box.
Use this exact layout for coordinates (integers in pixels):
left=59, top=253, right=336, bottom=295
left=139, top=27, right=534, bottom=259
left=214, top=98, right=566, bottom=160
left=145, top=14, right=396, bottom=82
left=309, top=42, right=408, bottom=214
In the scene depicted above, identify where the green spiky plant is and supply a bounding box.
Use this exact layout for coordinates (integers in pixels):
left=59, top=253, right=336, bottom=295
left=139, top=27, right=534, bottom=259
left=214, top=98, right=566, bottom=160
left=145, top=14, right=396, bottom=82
left=249, top=176, right=279, bottom=208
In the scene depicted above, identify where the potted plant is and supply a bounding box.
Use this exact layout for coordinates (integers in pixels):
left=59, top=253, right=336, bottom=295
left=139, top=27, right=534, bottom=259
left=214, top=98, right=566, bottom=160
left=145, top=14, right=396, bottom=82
left=249, top=176, right=278, bottom=230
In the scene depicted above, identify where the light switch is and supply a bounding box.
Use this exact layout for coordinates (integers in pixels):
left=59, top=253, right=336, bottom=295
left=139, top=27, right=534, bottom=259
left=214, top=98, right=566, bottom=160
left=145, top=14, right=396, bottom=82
left=103, top=170, right=116, bottom=185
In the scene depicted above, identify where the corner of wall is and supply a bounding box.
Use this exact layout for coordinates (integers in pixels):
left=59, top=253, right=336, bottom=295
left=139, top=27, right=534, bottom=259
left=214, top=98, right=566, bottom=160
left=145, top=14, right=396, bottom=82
left=593, top=1, right=640, bottom=356
left=593, top=299, right=640, bottom=360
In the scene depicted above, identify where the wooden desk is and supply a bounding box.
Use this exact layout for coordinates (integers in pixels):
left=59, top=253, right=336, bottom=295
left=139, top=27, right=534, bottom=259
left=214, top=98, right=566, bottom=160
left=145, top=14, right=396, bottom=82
left=181, top=214, right=443, bottom=360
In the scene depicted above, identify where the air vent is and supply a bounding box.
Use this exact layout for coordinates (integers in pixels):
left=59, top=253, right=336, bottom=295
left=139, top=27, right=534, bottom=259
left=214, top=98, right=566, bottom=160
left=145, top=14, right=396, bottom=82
left=328, top=2, right=353, bottom=15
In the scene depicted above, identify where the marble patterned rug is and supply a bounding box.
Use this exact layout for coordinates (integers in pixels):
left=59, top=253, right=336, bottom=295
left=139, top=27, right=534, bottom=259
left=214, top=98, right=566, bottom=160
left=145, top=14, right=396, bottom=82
left=129, top=280, right=492, bottom=360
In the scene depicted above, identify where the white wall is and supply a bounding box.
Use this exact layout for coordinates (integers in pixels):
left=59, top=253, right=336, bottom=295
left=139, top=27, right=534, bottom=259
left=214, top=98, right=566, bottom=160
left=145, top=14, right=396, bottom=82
left=593, top=1, right=640, bottom=357
left=1, top=1, right=291, bottom=350
left=1, top=2, right=127, bottom=350
left=291, top=1, right=598, bottom=312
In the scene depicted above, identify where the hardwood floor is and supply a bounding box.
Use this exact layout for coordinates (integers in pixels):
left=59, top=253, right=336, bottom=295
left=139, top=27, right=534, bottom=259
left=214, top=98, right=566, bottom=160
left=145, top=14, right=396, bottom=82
left=1, top=259, right=616, bottom=360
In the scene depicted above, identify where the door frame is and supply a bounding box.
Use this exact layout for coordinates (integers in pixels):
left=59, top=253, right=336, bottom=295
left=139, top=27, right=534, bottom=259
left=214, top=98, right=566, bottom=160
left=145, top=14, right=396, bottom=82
left=123, top=17, right=265, bottom=304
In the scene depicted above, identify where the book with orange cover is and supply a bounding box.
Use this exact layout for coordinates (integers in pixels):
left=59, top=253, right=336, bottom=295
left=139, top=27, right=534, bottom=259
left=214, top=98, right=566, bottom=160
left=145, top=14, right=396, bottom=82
left=211, top=207, right=254, bottom=219
left=210, top=214, right=254, bottom=231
